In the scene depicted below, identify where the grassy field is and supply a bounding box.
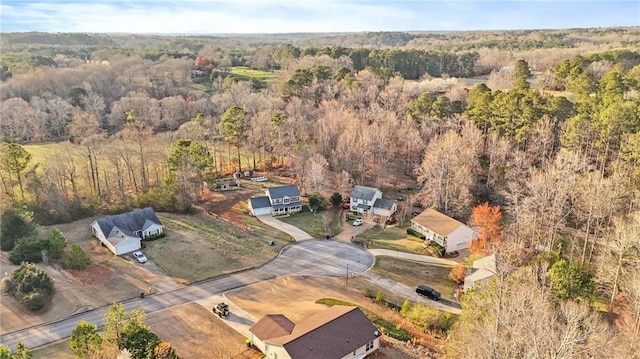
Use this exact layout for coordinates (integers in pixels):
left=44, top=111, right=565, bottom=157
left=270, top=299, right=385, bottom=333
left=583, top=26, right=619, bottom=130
left=373, top=256, right=456, bottom=299
left=357, top=226, right=430, bottom=255
left=149, top=212, right=289, bottom=283
left=278, top=208, right=344, bottom=238
left=32, top=340, right=74, bottom=359
left=229, top=66, right=276, bottom=82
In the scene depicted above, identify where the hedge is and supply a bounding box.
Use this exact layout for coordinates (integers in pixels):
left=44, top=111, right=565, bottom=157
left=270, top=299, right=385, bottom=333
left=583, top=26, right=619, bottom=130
left=407, top=228, right=426, bottom=240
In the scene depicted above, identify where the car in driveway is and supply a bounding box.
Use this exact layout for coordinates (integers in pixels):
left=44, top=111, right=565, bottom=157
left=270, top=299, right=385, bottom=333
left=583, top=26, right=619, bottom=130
left=132, top=251, right=148, bottom=263
left=416, top=284, right=440, bottom=301
left=352, top=219, right=364, bottom=226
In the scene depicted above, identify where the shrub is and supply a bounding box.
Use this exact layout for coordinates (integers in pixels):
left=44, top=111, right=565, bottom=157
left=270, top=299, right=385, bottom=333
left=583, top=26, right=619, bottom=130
left=47, top=228, right=67, bottom=260
left=362, top=288, right=373, bottom=299
left=9, top=236, right=47, bottom=264
left=66, top=244, right=92, bottom=270
left=346, top=212, right=361, bottom=220
left=375, top=290, right=385, bottom=303
left=449, top=265, right=467, bottom=284
left=402, top=303, right=455, bottom=333
left=373, top=318, right=412, bottom=341
left=308, top=192, right=327, bottom=211
left=407, top=228, right=426, bottom=240
left=0, top=208, right=36, bottom=251
left=330, top=192, right=343, bottom=207
left=142, top=233, right=166, bottom=242
left=430, top=242, right=445, bottom=257
left=4, top=262, right=54, bottom=313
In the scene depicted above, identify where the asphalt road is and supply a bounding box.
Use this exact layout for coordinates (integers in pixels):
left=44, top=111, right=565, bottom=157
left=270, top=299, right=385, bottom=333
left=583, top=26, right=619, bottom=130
left=0, top=240, right=372, bottom=349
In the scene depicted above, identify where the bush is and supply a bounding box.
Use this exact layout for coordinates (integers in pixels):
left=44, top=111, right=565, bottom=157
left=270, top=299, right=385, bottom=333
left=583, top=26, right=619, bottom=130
left=375, top=290, right=385, bottom=303
left=0, top=208, right=36, bottom=251
left=330, top=192, right=343, bottom=207
left=407, top=228, right=426, bottom=240
left=346, top=212, right=361, bottom=221
left=373, top=318, right=412, bottom=342
left=142, top=233, right=166, bottom=242
left=9, top=236, right=47, bottom=264
left=402, top=303, right=455, bottom=333
left=308, top=192, right=327, bottom=211
left=66, top=244, right=92, bottom=270
left=449, top=265, right=467, bottom=284
left=430, top=242, right=445, bottom=257
left=47, top=228, right=67, bottom=260
left=4, top=262, right=55, bottom=313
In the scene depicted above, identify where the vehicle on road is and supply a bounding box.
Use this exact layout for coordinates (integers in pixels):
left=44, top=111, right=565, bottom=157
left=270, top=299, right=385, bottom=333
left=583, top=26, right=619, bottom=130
left=416, top=285, right=441, bottom=301
left=213, top=302, right=230, bottom=317
left=352, top=219, right=364, bottom=226
left=132, top=251, right=148, bottom=263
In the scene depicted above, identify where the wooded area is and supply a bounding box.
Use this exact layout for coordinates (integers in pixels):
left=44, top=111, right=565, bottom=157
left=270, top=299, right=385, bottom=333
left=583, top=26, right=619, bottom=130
left=1, top=28, right=640, bottom=357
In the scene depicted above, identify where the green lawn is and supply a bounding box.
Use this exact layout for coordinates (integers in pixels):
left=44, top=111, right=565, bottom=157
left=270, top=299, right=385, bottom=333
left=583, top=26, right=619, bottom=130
left=373, top=256, right=457, bottom=299
left=32, top=340, right=74, bottom=359
left=229, top=66, right=276, bottom=81
left=278, top=208, right=343, bottom=238
left=357, top=226, right=430, bottom=255
left=146, top=212, right=290, bottom=283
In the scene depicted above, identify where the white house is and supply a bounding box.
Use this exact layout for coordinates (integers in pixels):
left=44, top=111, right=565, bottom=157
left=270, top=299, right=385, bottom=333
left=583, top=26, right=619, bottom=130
left=349, top=185, right=397, bottom=219
left=248, top=185, right=303, bottom=216
left=410, top=208, right=475, bottom=253
left=90, top=207, right=164, bottom=255
left=464, top=254, right=497, bottom=292
left=250, top=306, right=380, bottom=359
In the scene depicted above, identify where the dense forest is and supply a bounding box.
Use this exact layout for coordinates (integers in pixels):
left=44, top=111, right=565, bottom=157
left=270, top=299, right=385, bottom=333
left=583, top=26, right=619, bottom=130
left=1, top=28, right=640, bottom=358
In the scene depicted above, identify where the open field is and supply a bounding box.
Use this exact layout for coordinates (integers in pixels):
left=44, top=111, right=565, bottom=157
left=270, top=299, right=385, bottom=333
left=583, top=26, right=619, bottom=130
left=150, top=212, right=290, bottom=283
left=278, top=208, right=344, bottom=238
left=357, top=226, right=430, bottom=255
left=373, top=256, right=456, bottom=299
left=147, top=303, right=250, bottom=359
left=229, top=66, right=277, bottom=82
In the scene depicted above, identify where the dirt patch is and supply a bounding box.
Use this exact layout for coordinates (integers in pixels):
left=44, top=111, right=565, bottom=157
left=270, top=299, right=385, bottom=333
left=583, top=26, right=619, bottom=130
left=147, top=303, right=248, bottom=359
left=226, top=276, right=441, bottom=358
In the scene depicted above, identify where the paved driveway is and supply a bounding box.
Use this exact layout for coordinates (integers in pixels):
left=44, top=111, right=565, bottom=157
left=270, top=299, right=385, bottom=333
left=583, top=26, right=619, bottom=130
left=257, top=215, right=313, bottom=241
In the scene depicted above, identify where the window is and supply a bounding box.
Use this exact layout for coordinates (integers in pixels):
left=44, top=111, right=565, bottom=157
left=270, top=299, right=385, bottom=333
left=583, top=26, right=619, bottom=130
left=366, top=341, right=374, bottom=351
left=283, top=197, right=290, bottom=204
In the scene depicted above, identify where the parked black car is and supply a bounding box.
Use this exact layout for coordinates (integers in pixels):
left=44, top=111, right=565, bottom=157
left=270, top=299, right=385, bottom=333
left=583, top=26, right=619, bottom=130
left=416, top=285, right=441, bottom=301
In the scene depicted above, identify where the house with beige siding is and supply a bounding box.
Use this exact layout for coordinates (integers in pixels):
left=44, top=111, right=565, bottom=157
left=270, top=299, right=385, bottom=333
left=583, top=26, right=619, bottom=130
left=410, top=208, right=475, bottom=253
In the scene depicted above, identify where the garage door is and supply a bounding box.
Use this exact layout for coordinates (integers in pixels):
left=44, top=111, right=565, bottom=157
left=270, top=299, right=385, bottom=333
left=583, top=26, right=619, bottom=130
left=456, top=241, right=469, bottom=250
left=252, top=207, right=271, bottom=216
left=115, top=238, right=142, bottom=255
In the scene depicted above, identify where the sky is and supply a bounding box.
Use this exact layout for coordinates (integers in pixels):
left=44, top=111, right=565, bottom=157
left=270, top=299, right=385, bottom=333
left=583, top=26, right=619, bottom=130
left=1, top=0, right=638, bottom=34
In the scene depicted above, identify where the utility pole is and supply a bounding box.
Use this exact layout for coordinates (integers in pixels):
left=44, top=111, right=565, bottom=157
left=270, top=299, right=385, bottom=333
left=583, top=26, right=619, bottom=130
left=345, top=263, right=349, bottom=286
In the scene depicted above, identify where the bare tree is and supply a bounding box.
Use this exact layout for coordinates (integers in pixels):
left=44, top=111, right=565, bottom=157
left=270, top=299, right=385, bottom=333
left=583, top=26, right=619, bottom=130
left=305, top=153, right=329, bottom=192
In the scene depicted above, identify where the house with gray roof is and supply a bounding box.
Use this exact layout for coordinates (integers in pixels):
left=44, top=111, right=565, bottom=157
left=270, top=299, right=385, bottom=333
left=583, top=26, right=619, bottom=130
left=250, top=306, right=380, bottom=359
left=248, top=185, right=303, bottom=216
left=349, top=185, right=397, bottom=219
left=90, top=207, right=164, bottom=255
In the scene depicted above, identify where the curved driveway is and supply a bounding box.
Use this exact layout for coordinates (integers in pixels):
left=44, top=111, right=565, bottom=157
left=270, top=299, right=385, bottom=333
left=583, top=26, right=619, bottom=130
left=0, top=240, right=372, bottom=350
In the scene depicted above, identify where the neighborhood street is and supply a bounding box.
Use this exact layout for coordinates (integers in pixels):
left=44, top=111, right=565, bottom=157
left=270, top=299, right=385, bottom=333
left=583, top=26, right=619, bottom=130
left=1, top=224, right=462, bottom=350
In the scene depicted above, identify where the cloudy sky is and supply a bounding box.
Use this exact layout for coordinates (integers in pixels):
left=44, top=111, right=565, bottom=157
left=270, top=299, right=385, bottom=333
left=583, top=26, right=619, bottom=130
left=1, top=0, right=638, bottom=33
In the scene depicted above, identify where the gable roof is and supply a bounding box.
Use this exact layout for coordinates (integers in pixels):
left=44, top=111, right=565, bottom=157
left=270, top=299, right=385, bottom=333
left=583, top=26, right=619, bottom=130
left=250, top=314, right=295, bottom=340
left=350, top=185, right=379, bottom=201
left=267, top=185, right=301, bottom=199
left=261, top=306, right=379, bottom=359
left=249, top=196, right=271, bottom=209
left=373, top=198, right=395, bottom=210
left=95, top=207, right=162, bottom=238
left=411, top=208, right=464, bottom=237
left=465, top=254, right=497, bottom=284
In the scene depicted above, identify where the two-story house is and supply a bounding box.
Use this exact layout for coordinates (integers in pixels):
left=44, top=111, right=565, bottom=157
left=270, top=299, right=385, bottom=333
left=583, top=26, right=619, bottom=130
left=248, top=185, right=303, bottom=216
left=410, top=208, right=475, bottom=253
left=349, top=185, right=397, bottom=219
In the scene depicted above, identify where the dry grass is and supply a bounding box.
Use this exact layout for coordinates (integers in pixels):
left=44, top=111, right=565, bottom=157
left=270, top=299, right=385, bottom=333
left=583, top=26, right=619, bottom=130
left=373, top=256, right=457, bottom=299
left=358, top=226, right=430, bottom=254
left=147, top=303, right=248, bottom=359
